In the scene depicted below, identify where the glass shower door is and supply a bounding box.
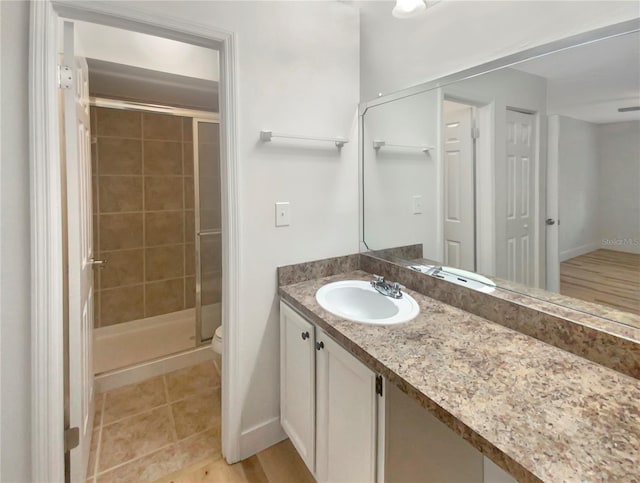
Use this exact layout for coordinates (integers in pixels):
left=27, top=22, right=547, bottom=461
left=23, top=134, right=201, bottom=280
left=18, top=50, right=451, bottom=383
left=194, top=119, right=222, bottom=343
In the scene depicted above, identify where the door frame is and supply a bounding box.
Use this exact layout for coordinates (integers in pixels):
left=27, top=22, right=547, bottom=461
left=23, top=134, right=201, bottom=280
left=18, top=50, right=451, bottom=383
left=29, top=2, right=241, bottom=480
left=440, top=94, right=494, bottom=276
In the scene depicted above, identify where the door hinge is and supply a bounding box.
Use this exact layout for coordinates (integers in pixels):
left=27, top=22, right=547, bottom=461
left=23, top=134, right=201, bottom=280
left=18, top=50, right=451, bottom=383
left=64, top=427, right=80, bottom=452
left=471, top=126, right=480, bottom=139
left=375, top=375, right=383, bottom=397
left=57, top=64, right=73, bottom=89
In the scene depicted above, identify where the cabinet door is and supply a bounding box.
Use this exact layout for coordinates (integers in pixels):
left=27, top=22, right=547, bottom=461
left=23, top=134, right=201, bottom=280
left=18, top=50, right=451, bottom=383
left=316, top=329, right=377, bottom=483
left=280, top=302, right=316, bottom=474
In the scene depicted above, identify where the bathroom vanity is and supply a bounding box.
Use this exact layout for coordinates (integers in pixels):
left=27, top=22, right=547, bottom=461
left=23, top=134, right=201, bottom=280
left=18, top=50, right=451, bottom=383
left=277, top=255, right=640, bottom=483
left=280, top=301, right=379, bottom=482
left=277, top=22, right=640, bottom=482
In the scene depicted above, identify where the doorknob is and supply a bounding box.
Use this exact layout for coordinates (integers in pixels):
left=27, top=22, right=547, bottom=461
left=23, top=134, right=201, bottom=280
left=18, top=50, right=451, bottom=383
left=545, top=218, right=556, bottom=226
left=316, top=341, right=324, bottom=351
left=301, top=331, right=310, bottom=341
left=89, top=258, right=107, bottom=269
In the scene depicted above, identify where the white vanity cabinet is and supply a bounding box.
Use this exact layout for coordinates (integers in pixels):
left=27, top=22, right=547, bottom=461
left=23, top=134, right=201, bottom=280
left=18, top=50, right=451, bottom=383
left=280, top=301, right=381, bottom=482
left=315, top=329, right=378, bottom=483
left=280, top=301, right=316, bottom=473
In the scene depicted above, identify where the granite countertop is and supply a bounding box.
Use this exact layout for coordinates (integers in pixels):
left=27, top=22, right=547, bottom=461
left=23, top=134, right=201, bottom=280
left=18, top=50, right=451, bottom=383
left=279, top=270, right=640, bottom=483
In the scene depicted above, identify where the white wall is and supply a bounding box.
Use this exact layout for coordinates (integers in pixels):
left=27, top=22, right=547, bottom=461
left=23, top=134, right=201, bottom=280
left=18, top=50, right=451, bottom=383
left=363, top=90, right=441, bottom=259
left=359, top=0, right=640, bottom=101
left=553, top=116, right=601, bottom=261
left=598, top=121, right=640, bottom=254
left=0, top=0, right=32, bottom=480
left=113, top=0, right=361, bottom=457
left=74, top=20, right=219, bottom=81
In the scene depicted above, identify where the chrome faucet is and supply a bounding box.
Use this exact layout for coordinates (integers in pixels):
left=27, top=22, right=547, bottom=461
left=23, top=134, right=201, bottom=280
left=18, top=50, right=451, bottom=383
left=371, top=275, right=405, bottom=299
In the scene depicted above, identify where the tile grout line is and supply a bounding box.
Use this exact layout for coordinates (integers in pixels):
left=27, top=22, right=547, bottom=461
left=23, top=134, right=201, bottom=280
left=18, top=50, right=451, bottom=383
left=93, top=394, right=105, bottom=480
left=141, top=111, right=147, bottom=318
left=101, top=402, right=171, bottom=429
left=99, top=208, right=193, bottom=216
left=96, top=440, right=177, bottom=478
left=99, top=275, right=190, bottom=293
left=164, top=375, right=180, bottom=443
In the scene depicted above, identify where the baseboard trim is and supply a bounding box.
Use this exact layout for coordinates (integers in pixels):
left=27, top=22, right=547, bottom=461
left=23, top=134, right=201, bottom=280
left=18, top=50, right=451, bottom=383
left=239, top=416, right=287, bottom=460
left=95, top=345, right=213, bottom=393
left=559, top=242, right=599, bottom=262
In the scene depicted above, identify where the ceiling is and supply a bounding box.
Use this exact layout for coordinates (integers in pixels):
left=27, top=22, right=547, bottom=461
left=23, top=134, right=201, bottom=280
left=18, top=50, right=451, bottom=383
left=88, top=59, right=218, bottom=112
left=514, top=31, right=640, bottom=124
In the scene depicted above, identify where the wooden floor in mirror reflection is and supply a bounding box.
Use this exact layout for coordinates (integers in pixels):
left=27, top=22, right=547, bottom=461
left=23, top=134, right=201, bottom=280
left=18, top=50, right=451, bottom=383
left=561, top=249, right=640, bottom=317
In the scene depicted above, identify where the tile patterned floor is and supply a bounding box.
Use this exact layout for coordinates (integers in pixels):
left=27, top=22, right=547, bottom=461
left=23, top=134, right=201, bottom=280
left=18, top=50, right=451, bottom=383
left=88, top=361, right=222, bottom=483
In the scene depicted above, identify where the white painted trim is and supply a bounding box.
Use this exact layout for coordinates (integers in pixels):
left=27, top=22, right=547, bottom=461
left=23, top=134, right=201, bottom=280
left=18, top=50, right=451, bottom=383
left=29, top=2, right=66, bottom=481
left=30, top=2, right=242, bottom=478
left=95, top=346, right=214, bottom=393
left=239, top=417, right=287, bottom=461
left=217, top=26, right=242, bottom=465
left=560, top=241, right=600, bottom=262
left=0, top=4, right=3, bottom=478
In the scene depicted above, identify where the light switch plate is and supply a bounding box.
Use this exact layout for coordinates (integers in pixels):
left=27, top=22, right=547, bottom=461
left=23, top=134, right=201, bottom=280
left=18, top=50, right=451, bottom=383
left=275, top=202, right=291, bottom=227
left=412, top=195, right=423, bottom=214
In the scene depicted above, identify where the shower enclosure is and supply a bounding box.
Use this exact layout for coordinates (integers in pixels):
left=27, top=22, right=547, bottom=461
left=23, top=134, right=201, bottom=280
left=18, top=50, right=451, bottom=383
left=91, top=100, right=222, bottom=375
left=194, top=119, right=223, bottom=344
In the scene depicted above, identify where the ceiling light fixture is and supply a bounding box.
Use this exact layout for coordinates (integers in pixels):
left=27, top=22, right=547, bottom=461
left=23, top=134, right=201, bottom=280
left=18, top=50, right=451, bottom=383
left=392, top=0, right=427, bottom=19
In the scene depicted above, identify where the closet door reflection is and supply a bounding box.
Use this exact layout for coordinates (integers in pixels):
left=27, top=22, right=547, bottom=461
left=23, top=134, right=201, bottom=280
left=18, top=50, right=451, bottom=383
left=194, top=119, right=222, bottom=343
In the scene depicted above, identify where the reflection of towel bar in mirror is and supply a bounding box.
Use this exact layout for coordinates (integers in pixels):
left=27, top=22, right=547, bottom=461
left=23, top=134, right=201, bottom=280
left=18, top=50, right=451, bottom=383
left=373, top=140, right=434, bottom=153
left=260, top=130, right=348, bottom=148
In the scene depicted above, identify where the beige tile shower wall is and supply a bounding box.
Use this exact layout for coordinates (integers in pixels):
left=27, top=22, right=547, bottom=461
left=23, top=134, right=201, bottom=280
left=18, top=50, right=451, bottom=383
left=92, top=107, right=196, bottom=327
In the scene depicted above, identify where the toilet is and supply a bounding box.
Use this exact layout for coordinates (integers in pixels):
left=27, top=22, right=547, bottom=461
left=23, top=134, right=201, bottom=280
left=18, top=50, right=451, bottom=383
left=212, top=325, right=223, bottom=355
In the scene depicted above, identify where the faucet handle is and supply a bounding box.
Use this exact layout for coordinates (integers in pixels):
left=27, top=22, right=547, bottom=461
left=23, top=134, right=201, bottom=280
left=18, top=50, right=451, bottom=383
left=392, top=282, right=405, bottom=290
left=373, top=274, right=385, bottom=283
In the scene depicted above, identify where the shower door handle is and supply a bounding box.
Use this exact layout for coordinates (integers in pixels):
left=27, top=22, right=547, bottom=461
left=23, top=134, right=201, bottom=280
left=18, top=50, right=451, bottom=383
left=89, top=258, right=107, bottom=269
left=197, top=230, right=222, bottom=237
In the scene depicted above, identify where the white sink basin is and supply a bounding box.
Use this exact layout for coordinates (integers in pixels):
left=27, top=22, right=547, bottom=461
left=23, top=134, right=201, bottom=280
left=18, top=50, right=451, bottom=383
left=315, top=280, right=420, bottom=325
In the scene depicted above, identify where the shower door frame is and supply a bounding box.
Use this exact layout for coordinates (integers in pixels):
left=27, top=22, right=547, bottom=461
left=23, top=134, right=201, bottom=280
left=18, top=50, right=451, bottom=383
left=193, top=118, right=222, bottom=345
left=29, top=1, right=243, bottom=479
left=88, top=99, right=219, bottom=350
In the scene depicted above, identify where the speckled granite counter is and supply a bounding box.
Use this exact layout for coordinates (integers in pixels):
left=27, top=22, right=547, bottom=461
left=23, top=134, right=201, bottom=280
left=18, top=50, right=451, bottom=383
left=279, top=270, right=640, bottom=483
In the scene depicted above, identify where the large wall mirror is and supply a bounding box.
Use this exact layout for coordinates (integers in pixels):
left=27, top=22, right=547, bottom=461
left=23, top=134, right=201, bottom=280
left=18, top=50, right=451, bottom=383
left=361, top=27, right=640, bottom=329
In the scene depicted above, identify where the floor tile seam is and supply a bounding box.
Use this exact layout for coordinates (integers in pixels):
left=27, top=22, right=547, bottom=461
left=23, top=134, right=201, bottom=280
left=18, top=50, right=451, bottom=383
left=164, top=375, right=180, bottom=442
left=101, top=400, right=171, bottom=427
left=167, top=384, right=221, bottom=405
left=173, top=418, right=221, bottom=444
left=96, top=440, right=178, bottom=477
left=91, top=395, right=106, bottom=479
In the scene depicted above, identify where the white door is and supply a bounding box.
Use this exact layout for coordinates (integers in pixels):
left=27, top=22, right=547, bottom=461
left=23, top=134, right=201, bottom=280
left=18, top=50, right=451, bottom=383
left=63, top=21, right=95, bottom=482
left=443, top=101, right=475, bottom=271
left=316, top=329, right=377, bottom=483
left=504, top=110, right=536, bottom=286
left=279, top=302, right=316, bottom=474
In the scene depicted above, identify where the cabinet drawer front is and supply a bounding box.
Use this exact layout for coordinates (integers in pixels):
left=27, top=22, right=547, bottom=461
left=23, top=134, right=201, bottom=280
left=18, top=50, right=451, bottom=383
left=280, top=302, right=316, bottom=474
